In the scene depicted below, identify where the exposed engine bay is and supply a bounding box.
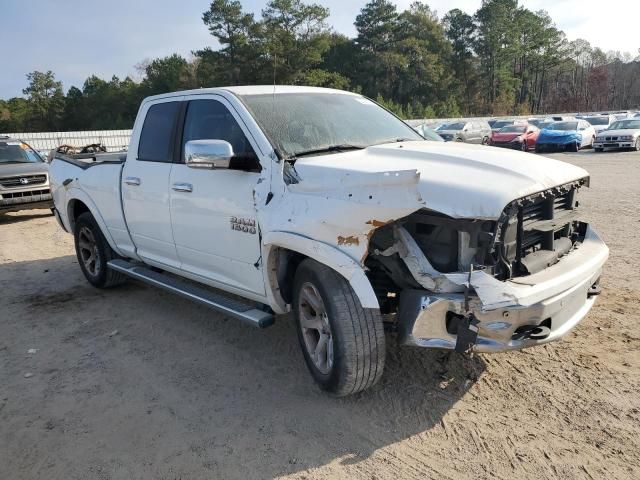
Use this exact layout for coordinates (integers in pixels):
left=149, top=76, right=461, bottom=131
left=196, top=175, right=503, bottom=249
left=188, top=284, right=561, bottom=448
left=365, top=179, right=589, bottom=314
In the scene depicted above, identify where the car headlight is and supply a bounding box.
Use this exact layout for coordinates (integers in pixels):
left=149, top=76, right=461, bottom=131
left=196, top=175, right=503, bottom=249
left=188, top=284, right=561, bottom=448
left=620, top=135, right=633, bottom=141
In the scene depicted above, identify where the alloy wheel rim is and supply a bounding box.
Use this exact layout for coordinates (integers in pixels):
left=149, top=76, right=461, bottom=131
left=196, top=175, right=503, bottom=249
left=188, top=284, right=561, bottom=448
left=78, top=226, right=101, bottom=277
left=298, top=282, right=334, bottom=374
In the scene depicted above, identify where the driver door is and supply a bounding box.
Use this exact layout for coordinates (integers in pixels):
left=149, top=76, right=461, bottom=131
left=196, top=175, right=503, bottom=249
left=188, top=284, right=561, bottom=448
left=168, top=96, right=265, bottom=295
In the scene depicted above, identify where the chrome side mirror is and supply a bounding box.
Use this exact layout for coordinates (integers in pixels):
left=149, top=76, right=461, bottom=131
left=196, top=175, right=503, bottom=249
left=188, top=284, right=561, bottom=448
left=184, top=139, right=233, bottom=169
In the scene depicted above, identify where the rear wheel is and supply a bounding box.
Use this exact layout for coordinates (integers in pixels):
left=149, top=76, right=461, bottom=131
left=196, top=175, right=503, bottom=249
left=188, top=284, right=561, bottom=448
left=74, top=212, right=126, bottom=288
left=293, top=259, right=385, bottom=396
left=481, top=136, right=489, bottom=145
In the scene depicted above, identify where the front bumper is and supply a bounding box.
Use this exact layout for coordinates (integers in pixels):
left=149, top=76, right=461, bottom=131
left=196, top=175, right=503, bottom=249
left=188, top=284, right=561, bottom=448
left=491, top=140, right=524, bottom=150
left=0, top=187, right=53, bottom=213
left=397, top=225, right=608, bottom=353
left=535, top=140, right=576, bottom=152
left=594, top=140, right=635, bottom=150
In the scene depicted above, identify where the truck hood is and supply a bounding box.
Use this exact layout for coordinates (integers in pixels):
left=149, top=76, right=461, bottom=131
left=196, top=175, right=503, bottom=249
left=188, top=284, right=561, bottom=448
left=0, top=162, right=49, bottom=177
left=292, top=141, right=589, bottom=219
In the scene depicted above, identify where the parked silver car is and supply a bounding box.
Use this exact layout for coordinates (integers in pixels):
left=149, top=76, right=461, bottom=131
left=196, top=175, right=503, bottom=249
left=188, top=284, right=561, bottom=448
left=435, top=120, right=491, bottom=144
left=593, top=119, right=640, bottom=152
left=0, top=136, right=53, bottom=215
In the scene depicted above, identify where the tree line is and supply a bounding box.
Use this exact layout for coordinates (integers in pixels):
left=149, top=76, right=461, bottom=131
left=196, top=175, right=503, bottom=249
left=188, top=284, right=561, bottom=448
left=1, top=0, right=639, bottom=133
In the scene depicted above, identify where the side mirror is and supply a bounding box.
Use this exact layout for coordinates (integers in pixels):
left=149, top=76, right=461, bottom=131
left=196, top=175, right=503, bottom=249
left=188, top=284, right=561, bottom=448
left=185, top=139, right=233, bottom=169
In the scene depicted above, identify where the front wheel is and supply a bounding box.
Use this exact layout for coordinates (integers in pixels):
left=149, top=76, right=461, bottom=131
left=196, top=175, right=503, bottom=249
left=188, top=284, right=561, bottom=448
left=293, top=259, right=385, bottom=396
left=569, top=141, right=579, bottom=152
left=635, top=137, right=640, bottom=151
left=520, top=141, right=527, bottom=151
left=74, top=212, right=127, bottom=288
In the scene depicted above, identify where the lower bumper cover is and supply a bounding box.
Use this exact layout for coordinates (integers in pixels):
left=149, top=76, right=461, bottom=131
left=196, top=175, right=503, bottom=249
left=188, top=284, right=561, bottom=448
left=0, top=199, right=53, bottom=213
left=594, top=141, right=634, bottom=149
left=398, top=225, right=608, bottom=353
left=491, top=141, right=524, bottom=150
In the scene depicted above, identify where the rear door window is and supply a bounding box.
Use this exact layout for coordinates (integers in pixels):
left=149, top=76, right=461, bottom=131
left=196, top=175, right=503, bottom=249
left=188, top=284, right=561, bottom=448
left=137, top=101, right=181, bottom=162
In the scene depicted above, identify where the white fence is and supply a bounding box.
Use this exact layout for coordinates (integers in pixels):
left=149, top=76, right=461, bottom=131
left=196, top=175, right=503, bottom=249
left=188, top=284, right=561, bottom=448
left=1, top=130, right=132, bottom=152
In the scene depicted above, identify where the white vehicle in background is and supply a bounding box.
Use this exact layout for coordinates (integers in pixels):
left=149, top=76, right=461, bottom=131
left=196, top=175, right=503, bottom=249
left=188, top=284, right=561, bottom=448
left=593, top=119, right=640, bottom=152
left=48, top=86, right=609, bottom=396
left=581, top=115, right=615, bottom=135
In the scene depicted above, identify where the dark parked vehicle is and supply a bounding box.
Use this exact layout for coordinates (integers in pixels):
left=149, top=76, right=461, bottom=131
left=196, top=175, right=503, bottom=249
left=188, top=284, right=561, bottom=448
left=435, top=121, right=491, bottom=144
left=0, top=136, right=53, bottom=215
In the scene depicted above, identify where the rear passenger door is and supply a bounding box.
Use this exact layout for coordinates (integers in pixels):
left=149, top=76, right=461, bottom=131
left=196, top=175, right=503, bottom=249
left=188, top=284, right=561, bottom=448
left=122, top=98, right=183, bottom=269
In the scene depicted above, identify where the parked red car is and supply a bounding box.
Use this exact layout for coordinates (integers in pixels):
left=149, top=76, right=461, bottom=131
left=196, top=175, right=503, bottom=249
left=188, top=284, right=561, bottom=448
left=490, top=124, right=540, bottom=151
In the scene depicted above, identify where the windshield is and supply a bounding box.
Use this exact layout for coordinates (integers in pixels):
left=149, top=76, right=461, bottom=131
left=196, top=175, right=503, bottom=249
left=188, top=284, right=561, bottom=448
left=0, top=141, right=44, bottom=164
left=610, top=120, right=640, bottom=130
left=583, top=116, right=610, bottom=125
left=547, top=122, right=578, bottom=131
left=492, top=120, right=514, bottom=129
left=437, top=122, right=465, bottom=131
left=499, top=125, right=526, bottom=133
left=239, top=92, right=422, bottom=158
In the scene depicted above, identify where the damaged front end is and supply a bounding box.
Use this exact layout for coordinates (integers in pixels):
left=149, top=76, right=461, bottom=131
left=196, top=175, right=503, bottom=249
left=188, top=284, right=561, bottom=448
left=364, top=178, right=609, bottom=353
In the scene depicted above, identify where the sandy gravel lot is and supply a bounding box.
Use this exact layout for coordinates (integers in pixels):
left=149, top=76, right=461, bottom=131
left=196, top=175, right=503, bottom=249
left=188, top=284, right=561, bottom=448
left=1, top=150, right=639, bottom=480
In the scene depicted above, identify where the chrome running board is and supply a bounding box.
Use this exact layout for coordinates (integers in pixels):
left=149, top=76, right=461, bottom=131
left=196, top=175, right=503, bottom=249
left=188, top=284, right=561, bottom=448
left=107, top=259, right=274, bottom=328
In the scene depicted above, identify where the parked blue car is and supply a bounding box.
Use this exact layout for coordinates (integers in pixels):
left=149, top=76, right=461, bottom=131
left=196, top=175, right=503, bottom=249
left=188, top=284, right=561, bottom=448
left=535, top=120, right=596, bottom=153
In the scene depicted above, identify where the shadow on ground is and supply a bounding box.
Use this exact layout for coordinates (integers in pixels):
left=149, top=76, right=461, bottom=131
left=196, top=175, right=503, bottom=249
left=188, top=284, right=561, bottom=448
left=0, top=210, right=53, bottom=225
left=1, top=255, right=485, bottom=479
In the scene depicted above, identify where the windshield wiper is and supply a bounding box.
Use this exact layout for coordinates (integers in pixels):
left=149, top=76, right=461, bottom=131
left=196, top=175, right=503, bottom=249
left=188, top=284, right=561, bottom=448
left=291, top=144, right=366, bottom=159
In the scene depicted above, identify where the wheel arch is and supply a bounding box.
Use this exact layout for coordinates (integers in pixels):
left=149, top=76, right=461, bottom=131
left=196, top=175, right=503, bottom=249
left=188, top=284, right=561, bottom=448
left=65, top=190, right=124, bottom=257
left=262, top=231, right=380, bottom=314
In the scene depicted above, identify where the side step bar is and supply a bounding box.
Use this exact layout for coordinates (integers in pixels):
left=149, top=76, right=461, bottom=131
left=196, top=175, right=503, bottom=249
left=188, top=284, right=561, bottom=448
left=107, top=259, right=274, bottom=328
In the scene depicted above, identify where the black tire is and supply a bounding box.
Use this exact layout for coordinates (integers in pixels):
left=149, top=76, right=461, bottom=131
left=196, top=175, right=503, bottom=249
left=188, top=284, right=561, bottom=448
left=74, top=212, right=126, bottom=288
left=293, top=259, right=385, bottom=396
left=569, top=141, right=579, bottom=152
left=481, top=136, right=489, bottom=145
left=635, top=137, right=640, bottom=151
left=520, top=141, right=527, bottom=152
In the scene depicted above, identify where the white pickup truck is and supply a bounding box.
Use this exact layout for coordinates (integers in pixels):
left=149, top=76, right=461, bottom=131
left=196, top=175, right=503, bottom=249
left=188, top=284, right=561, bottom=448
left=50, top=86, right=609, bottom=396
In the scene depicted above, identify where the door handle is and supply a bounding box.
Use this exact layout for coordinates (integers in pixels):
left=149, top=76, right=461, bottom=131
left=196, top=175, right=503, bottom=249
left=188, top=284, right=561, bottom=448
left=172, top=182, right=193, bottom=193
left=124, top=176, right=141, bottom=186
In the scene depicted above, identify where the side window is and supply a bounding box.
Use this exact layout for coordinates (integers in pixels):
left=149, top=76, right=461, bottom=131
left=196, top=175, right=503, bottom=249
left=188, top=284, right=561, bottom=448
left=137, top=101, right=181, bottom=162
left=182, top=99, right=256, bottom=159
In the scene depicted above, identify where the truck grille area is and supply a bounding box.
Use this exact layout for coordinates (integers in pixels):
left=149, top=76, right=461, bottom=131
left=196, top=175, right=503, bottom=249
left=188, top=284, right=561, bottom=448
left=0, top=174, right=47, bottom=188
left=497, top=179, right=587, bottom=277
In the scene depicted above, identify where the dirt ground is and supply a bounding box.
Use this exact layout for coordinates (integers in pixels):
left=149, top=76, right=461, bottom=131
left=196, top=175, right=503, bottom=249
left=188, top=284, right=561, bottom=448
left=1, top=150, right=639, bottom=480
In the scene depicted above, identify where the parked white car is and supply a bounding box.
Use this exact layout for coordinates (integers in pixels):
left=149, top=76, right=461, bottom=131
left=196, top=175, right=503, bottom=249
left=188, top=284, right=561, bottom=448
left=49, top=86, right=609, bottom=396
left=594, top=119, right=640, bottom=152
left=581, top=115, right=615, bottom=134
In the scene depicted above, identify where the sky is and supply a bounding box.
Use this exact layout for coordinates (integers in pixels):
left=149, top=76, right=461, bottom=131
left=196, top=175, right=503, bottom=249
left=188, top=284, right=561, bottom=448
left=1, top=0, right=638, bottom=99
